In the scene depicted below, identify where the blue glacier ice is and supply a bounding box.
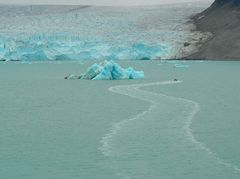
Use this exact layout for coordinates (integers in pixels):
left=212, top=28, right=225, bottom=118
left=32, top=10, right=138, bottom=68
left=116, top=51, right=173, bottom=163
left=66, top=60, right=144, bottom=80
left=0, top=36, right=170, bottom=61
left=0, top=4, right=207, bottom=61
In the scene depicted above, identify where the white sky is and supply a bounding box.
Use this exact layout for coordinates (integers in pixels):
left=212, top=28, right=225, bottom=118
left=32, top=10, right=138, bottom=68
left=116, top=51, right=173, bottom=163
left=0, top=0, right=214, bottom=6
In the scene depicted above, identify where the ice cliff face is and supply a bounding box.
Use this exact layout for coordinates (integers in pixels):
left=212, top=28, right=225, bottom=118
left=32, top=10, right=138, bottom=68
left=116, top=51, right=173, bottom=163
left=0, top=4, right=206, bottom=61
left=0, top=38, right=168, bottom=61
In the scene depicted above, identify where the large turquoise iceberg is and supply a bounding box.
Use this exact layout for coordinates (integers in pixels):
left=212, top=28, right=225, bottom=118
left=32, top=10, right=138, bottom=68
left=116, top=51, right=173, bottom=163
left=65, top=60, right=144, bottom=80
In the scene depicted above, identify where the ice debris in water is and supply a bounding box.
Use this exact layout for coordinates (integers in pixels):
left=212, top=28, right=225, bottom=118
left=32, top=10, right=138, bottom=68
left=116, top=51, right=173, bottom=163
left=174, top=64, right=189, bottom=68
left=65, top=60, right=144, bottom=80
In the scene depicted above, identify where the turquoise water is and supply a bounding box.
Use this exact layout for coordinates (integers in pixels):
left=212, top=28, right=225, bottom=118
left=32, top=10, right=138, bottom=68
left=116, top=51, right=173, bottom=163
left=0, top=61, right=240, bottom=178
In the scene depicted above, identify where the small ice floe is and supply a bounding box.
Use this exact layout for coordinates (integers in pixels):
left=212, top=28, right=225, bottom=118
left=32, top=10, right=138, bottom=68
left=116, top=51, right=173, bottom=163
left=65, top=60, right=144, bottom=80
left=21, top=61, right=32, bottom=64
left=166, top=60, right=179, bottom=64
left=64, top=74, right=81, bottom=80
left=174, top=64, right=189, bottom=68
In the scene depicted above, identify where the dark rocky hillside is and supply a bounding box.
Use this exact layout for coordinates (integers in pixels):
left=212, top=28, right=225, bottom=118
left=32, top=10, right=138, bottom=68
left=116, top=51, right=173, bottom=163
left=187, top=0, right=240, bottom=60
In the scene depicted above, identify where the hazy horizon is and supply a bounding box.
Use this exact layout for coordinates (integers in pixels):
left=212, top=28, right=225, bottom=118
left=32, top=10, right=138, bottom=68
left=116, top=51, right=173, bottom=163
left=0, top=0, right=213, bottom=6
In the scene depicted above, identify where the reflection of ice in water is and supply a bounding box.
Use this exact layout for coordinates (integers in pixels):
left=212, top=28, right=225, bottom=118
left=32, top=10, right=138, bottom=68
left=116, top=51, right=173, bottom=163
left=0, top=3, right=208, bottom=61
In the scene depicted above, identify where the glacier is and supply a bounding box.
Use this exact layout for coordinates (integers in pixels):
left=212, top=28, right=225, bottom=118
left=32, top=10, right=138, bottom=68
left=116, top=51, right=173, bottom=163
left=65, top=60, right=144, bottom=80
left=0, top=4, right=207, bottom=61
left=0, top=36, right=169, bottom=61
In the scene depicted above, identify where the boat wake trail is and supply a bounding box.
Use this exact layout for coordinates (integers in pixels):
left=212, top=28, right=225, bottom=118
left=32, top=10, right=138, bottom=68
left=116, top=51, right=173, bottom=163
left=99, top=81, right=240, bottom=175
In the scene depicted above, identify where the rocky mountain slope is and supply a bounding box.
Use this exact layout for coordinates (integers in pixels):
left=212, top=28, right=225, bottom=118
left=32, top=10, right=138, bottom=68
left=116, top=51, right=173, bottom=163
left=187, top=0, right=240, bottom=60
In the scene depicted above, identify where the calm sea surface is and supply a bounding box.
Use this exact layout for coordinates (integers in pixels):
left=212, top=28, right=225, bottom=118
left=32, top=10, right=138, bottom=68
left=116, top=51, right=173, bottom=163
left=0, top=3, right=209, bottom=60
left=0, top=61, right=240, bottom=178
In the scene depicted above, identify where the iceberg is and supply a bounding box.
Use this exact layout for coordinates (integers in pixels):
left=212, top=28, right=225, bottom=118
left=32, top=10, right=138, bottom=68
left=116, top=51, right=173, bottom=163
left=82, top=63, right=101, bottom=80
left=66, top=60, right=144, bottom=80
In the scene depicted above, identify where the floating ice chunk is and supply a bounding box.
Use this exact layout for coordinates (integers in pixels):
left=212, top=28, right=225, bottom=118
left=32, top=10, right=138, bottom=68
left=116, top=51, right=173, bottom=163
left=81, top=63, right=101, bottom=80
left=93, top=61, right=144, bottom=80
left=166, top=60, right=179, bottom=64
left=66, top=60, right=144, bottom=80
left=65, top=74, right=81, bottom=80
left=92, top=61, right=129, bottom=80
left=21, top=61, right=32, bottom=64
left=174, top=64, right=189, bottom=68
left=126, top=67, right=145, bottom=79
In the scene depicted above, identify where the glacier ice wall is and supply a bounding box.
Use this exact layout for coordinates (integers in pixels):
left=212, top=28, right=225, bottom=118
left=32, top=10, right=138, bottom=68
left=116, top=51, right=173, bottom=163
left=0, top=4, right=207, bottom=61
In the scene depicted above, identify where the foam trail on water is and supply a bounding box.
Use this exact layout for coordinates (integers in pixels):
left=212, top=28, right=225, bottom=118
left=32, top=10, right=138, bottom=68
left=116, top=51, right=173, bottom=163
left=99, top=81, right=176, bottom=156
left=99, top=81, right=240, bottom=173
left=179, top=97, right=240, bottom=173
